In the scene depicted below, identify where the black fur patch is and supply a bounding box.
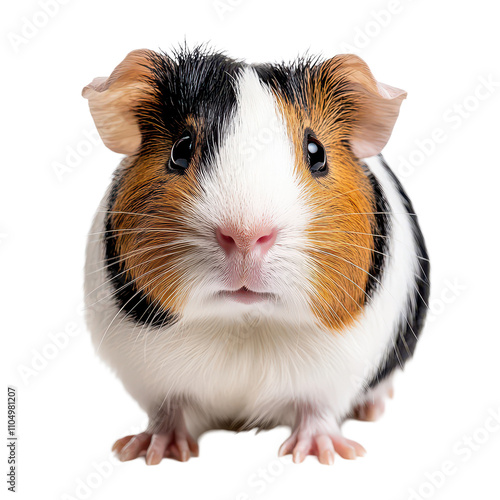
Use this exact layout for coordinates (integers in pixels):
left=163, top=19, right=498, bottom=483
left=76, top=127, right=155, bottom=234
left=136, top=45, right=244, bottom=171
left=362, top=163, right=390, bottom=299
left=254, top=56, right=320, bottom=111
left=367, top=156, right=430, bottom=388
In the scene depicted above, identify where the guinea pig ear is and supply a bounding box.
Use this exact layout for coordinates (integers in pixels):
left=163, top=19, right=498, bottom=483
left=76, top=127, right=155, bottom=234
left=321, top=55, right=407, bottom=159
left=82, top=49, right=157, bottom=155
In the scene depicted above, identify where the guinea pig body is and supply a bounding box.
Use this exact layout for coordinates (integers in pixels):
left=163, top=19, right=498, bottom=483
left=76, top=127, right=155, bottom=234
left=83, top=48, right=429, bottom=465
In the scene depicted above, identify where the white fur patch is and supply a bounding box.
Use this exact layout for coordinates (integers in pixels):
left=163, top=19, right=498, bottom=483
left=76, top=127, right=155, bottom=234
left=181, top=69, right=313, bottom=323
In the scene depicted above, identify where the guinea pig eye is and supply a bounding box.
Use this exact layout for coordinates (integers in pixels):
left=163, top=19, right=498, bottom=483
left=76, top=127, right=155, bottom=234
left=306, top=135, right=327, bottom=176
left=168, top=131, right=193, bottom=173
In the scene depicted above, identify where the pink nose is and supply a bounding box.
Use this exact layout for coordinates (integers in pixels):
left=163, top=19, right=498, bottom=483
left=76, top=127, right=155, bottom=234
left=216, top=226, right=278, bottom=257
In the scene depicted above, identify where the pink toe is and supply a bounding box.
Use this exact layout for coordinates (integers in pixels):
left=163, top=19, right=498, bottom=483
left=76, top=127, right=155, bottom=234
left=346, top=439, right=367, bottom=457
left=119, top=433, right=151, bottom=462
left=112, top=435, right=134, bottom=453
left=278, top=438, right=294, bottom=457
left=292, top=438, right=312, bottom=464
left=292, top=449, right=304, bottom=464
left=315, top=435, right=335, bottom=465
left=146, top=434, right=171, bottom=466
left=174, top=437, right=190, bottom=462
left=330, top=437, right=356, bottom=460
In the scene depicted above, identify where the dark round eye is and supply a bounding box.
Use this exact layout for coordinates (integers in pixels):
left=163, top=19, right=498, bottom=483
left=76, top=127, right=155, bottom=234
left=306, top=135, right=327, bottom=176
left=168, top=131, right=193, bottom=173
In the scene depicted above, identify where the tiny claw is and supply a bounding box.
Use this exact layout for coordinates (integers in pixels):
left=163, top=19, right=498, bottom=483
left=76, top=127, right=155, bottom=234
left=293, top=450, right=304, bottom=464
left=356, top=445, right=367, bottom=457
left=118, top=442, right=135, bottom=461
left=278, top=444, right=288, bottom=457
left=118, top=449, right=131, bottom=462
left=346, top=439, right=367, bottom=457
left=322, top=450, right=334, bottom=466
left=146, top=450, right=161, bottom=466
left=112, top=435, right=133, bottom=453
left=188, top=436, right=200, bottom=458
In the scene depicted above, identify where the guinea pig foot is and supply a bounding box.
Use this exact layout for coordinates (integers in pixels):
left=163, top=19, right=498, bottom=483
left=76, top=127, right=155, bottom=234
left=351, top=398, right=386, bottom=422
left=351, top=378, right=394, bottom=422
left=278, top=427, right=366, bottom=465
left=112, top=429, right=199, bottom=465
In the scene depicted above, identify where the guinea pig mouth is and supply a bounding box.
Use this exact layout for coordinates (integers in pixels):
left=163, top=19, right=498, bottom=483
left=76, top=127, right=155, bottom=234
left=219, top=287, right=275, bottom=305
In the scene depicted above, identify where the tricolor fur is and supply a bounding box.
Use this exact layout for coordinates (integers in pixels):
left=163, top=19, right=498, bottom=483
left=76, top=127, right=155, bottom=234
left=84, top=47, right=429, bottom=439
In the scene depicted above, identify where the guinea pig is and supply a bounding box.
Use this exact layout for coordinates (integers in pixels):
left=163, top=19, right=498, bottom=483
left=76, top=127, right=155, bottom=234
left=83, top=46, right=430, bottom=466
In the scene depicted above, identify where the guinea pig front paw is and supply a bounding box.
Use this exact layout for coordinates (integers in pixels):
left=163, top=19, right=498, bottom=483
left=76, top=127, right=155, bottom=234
left=112, top=428, right=199, bottom=465
left=278, top=413, right=366, bottom=465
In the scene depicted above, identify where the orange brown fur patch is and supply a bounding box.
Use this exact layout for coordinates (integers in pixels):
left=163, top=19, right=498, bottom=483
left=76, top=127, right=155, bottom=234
left=273, top=58, right=378, bottom=332
left=109, top=118, right=202, bottom=317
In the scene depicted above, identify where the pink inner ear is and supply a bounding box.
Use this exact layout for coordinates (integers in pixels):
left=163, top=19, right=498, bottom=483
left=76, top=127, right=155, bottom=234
left=350, top=81, right=407, bottom=159
left=82, top=49, right=155, bottom=155
left=83, top=82, right=142, bottom=155
left=82, top=77, right=109, bottom=96
left=376, top=82, right=407, bottom=100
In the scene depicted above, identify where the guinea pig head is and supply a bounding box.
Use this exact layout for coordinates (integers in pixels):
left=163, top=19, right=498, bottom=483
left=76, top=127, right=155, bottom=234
left=83, top=49, right=405, bottom=329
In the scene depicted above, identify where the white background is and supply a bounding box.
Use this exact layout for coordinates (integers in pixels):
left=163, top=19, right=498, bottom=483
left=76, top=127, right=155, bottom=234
left=2, top=0, right=500, bottom=499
